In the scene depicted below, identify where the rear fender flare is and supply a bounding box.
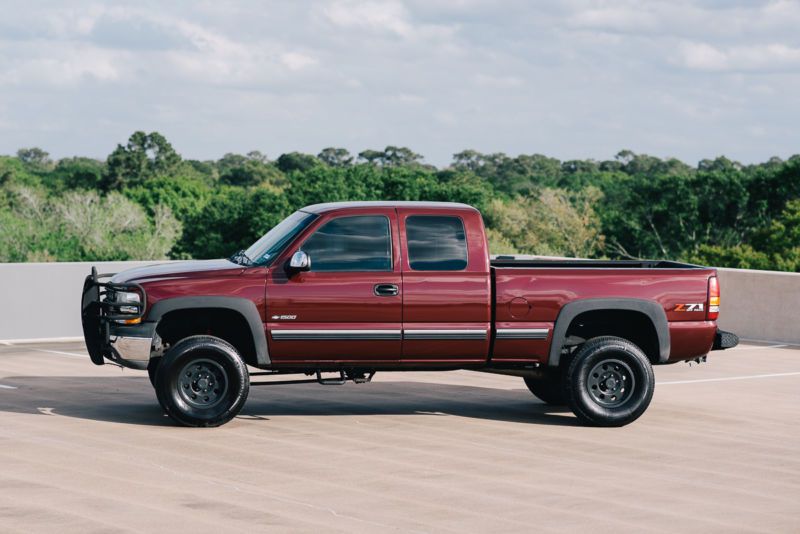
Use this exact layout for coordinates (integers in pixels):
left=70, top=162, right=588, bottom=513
left=148, top=296, right=269, bottom=366
left=548, top=298, right=669, bottom=367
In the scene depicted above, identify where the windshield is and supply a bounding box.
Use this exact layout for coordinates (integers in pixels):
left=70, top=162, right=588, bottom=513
left=244, top=211, right=318, bottom=266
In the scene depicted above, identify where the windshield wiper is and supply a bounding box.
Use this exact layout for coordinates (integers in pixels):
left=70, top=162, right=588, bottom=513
left=228, top=249, right=254, bottom=266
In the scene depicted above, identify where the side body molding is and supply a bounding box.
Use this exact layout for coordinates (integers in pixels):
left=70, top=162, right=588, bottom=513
left=548, top=298, right=670, bottom=367
left=148, top=296, right=269, bottom=366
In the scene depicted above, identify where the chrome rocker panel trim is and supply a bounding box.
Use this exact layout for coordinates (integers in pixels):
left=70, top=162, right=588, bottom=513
left=403, top=329, right=487, bottom=340
left=271, top=330, right=402, bottom=341
left=270, top=329, right=489, bottom=341
left=496, top=328, right=549, bottom=340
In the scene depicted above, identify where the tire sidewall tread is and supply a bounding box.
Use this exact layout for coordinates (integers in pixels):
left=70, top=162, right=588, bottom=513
left=565, top=335, right=654, bottom=427
left=155, top=335, right=249, bottom=427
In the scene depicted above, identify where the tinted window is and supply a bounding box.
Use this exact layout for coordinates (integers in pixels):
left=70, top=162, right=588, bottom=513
left=301, top=215, right=392, bottom=272
left=245, top=211, right=318, bottom=266
left=406, top=216, right=468, bottom=271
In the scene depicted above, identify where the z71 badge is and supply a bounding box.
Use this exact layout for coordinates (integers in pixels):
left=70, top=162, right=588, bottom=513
left=674, top=303, right=704, bottom=312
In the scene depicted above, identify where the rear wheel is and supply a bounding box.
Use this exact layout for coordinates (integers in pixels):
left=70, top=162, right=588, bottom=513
left=565, top=336, right=654, bottom=427
left=523, top=371, right=566, bottom=405
left=155, top=336, right=249, bottom=427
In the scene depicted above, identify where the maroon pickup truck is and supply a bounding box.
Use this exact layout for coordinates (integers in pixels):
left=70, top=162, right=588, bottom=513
left=81, top=201, right=738, bottom=427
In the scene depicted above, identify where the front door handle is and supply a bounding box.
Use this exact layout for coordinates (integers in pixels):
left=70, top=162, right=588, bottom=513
left=374, top=283, right=399, bottom=297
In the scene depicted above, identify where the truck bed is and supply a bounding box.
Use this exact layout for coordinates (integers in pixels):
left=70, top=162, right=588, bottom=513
left=491, top=256, right=703, bottom=269
left=490, top=258, right=718, bottom=365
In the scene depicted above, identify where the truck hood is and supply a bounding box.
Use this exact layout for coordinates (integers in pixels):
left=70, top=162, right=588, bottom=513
left=110, top=259, right=245, bottom=284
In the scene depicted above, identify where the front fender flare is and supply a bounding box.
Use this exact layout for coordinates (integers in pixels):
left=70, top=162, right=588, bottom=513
left=147, top=296, right=269, bottom=366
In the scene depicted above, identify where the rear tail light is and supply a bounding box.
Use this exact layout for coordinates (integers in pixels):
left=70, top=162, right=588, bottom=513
left=707, top=276, right=720, bottom=320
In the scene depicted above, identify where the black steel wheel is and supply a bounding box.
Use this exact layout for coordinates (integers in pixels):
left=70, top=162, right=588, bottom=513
left=176, top=359, right=229, bottom=409
left=586, top=359, right=635, bottom=408
left=155, top=336, right=249, bottom=427
left=523, top=370, right=566, bottom=405
left=565, top=336, right=654, bottom=427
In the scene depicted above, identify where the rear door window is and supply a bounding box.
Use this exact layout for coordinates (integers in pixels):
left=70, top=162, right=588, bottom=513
left=406, top=215, right=468, bottom=271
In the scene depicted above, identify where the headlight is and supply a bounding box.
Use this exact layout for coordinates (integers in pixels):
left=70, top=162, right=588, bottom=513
left=115, top=291, right=141, bottom=314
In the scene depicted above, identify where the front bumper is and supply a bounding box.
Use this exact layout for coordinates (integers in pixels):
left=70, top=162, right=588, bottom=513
left=106, top=323, right=158, bottom=369
left=109, top=335, right=152, bottom=362
left=81, top=267, right=156, bottom=369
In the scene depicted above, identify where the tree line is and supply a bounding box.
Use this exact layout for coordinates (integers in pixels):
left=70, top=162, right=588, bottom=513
left=1, top=131, right=798, bottom=271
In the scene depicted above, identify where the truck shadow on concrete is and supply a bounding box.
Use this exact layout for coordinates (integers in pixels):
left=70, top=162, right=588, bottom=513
left=0, top=376, right=578, bottom=427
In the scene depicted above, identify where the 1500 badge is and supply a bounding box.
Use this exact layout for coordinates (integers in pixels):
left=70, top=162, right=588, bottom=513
left=271, top=315, right=297, bottom=320
left=674, top=303, right=704, bottom=312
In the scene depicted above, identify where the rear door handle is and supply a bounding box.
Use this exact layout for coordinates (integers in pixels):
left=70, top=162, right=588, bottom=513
left=374, top=283, right=399, bottom=297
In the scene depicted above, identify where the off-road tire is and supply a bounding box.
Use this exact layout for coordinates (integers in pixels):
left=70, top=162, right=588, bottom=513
left=565, top=336, right=654, bottom=427
left=147, top=357, right=160, bottom=388
left=155, top=335, right=249, bottom=427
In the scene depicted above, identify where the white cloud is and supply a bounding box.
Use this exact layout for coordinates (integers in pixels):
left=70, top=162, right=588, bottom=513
left=677, top=41, right=800, bottom=72
left=0, top=43, right=124, bottom=86
left=568, top=5, right=658, bottom=33
left=386, top=93, right=426, bottom=104
left=678, top=42, right=729, bottom=71
left=474, top=74, right=523, bottom=89
left=323, top=0, right=412, bottom=36
left=280, top=52, right=318, bottom=71
left=0, top=0, right=799, bottom=165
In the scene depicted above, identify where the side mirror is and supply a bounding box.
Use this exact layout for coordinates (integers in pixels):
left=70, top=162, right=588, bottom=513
left=288, top=250, right=311, bottom=274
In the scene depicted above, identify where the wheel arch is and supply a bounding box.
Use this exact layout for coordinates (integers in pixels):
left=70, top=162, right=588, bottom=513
left=148, top=296, right=269, bottom=366
left=548, top=298, right=669, bottom=367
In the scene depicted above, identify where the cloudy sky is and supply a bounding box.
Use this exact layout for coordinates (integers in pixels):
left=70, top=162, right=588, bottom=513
left=1, top=0, right=798, bottom=166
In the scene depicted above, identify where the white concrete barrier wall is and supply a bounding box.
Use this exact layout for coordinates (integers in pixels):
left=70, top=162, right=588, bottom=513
left=0, top=260, right=177, bottom=341
left=716, top=267, right=800, bottom=345
left=0, top=260, right=798, bottom=345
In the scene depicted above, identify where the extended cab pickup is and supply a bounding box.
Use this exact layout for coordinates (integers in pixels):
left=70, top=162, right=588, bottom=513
left=81, top=201, right=738, bottom=427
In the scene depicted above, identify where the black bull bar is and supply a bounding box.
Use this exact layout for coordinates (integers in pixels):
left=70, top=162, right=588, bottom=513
left=81, top=267, right=146, bottom=365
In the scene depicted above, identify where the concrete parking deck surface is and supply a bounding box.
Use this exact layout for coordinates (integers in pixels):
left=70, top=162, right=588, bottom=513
left=0, top=341, right=798, bottom=533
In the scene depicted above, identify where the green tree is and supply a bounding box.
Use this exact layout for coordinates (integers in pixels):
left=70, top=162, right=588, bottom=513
left=357, top=147, right=424, bottom=167
left=104, top=131, right=182, bottom=190
left=276, top=152, right=319, bottom=173
left=484, top=188, right=604, bottom=257
left=0, top=156, right=41, bottom=187
left=318, top=147, right=353, bottom=167
left=0, top=185, right=180, bottom=262
left=358, top=149, right=384, bottom=165
left=690, top=245, right=772, bottom=270
left=50, top=157, right=105, bottom=191
left=123, top=175, right=210, bottom=221
left=181, top=187, right=292, bottom=259
left=17, top=147, right=53, bottom=172
left=382, top=146, right=423, bottom=167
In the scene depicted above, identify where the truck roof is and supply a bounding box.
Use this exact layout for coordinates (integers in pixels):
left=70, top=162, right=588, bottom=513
left=300, top=201, right=478, bottom=214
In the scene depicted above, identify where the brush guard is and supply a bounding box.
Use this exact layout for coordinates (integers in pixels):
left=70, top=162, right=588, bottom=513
left=81, top=267, right=147, bottom=365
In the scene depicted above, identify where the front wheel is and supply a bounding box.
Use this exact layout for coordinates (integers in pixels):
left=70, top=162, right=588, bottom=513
left=155, top=336, right=249, bottom=427
left=565, top=336, right=654, bottom=427
left=147, top=357, right=160, bottom=388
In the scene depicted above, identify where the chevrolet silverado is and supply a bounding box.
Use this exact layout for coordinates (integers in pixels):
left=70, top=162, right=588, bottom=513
left=81, top=201, right=738, bottom=427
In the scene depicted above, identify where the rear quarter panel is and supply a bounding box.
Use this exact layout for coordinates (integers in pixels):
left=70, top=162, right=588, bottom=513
left=493, top=267, right=717, bottom=363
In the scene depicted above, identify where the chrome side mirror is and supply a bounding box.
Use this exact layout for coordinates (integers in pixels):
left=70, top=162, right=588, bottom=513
left=288, top=250, right=311, bottom=273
